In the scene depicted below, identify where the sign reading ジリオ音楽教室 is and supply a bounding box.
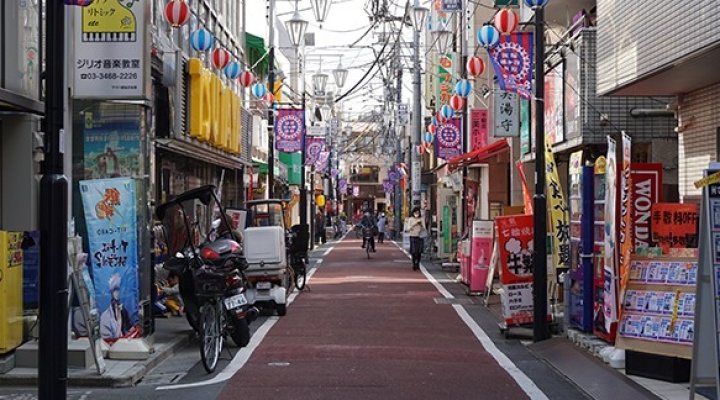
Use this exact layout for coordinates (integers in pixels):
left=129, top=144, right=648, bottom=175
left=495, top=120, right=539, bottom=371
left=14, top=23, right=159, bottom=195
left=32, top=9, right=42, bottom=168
left=73, top=0, right=148, bottom=99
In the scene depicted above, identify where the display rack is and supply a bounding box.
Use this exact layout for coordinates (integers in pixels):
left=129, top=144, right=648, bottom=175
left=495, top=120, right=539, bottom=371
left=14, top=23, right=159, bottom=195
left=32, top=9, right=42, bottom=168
left=569, top=164, right=594, bottom=332
left=592, top=163, right=617, bottom=342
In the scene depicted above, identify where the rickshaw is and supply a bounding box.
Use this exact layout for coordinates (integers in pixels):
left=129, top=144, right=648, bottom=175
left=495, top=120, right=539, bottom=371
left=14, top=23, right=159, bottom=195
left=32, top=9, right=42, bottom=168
left=243, top=199, right=309, bottom=316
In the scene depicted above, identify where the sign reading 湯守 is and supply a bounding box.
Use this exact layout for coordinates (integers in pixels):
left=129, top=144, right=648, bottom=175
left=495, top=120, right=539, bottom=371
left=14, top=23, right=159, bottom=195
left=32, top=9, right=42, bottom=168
left=494, top=90, right=519, bottom=137
left=73, top=0, right=147, bottom=99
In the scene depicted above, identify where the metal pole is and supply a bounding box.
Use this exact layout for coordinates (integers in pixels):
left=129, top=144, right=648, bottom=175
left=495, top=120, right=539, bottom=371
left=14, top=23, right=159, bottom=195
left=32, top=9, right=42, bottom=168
left=267, top=0, right=276, bottom=199
left=39, top=0, right=68, bottom=398
left=299, top=78, right=308, bottom=229
left=460, top=9, right=469, bottom=234
left=532, top=6, right=549, bottom=342
left=411, top=27, right=421, bottom=210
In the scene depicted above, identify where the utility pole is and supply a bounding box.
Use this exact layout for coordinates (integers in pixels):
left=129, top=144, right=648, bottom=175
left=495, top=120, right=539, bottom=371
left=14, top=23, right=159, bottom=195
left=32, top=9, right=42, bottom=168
left=411, top=18, right=421, bottom=210
left=39, top=1, right=68, bottom=398
left=267, top=0, right=276, bottom=199
left=394, top=34, right=404, bottom=238
left=531, top=5, right=550, bottom=342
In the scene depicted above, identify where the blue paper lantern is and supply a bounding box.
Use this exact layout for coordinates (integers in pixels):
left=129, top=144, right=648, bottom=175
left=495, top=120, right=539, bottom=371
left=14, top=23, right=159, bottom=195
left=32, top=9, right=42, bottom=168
left=251, top=83, right=267, bottom=98
left=477, top=25, right=499, bottom=48
left=440, top=104, right=454, bottom=119
left=190, top=29, right=214, bottom=52
left=423, top=132, right=434, bottom=144
left=524, top=0, right=549, bottom=8
left=455, top=79, right=472, bottom=98
left=224, top=61, right=241, bottom=79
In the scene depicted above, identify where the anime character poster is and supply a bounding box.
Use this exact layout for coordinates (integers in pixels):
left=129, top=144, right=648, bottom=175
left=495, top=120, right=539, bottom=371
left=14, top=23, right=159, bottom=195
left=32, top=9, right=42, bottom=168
left=603, top=136, right=618, bottom=334
left=79, top=178, right=139, bottom=340
left=83, top=113, right=141, bottom=180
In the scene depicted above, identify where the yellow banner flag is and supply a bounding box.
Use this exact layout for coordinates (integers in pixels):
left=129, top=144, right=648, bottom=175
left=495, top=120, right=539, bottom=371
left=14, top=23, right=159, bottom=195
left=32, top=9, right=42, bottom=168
left=545, top=136, right=570, bottom=273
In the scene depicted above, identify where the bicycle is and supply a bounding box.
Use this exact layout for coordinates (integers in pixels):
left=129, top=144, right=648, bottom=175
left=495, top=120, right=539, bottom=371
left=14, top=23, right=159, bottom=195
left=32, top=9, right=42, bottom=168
left=362, top=227, right=375, bottom=259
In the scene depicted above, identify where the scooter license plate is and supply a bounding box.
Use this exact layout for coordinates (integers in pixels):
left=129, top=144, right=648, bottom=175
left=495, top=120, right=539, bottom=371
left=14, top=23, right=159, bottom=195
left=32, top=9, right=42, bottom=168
left=224, top=293, right=247, bottom=310
left=256, top=281, right=272, bottom=290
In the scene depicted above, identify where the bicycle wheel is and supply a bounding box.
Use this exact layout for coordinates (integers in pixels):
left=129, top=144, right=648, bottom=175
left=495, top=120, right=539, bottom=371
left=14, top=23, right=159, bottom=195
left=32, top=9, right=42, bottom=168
left=199, top=301, right=222, bottom=373
left=366, top=241, right=371, bottom=259
left=294, top=258, right=307, bottom=291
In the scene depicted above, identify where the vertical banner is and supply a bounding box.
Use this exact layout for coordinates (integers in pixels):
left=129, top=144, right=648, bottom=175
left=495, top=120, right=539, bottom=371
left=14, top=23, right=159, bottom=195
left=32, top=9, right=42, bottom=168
left=618, top=133, right=633, bottom=314
left=544, top=66, right=564, bottom=145
left=564, top=49, right=581, bottom=140
left=443, top=206, right=451, bottom=254
left=470, top=221, right=493, bottom=292
left=545, top=136, right=570, bottom=274
left=631, top=163, right=663, bottom=249
left=466, top=179, right=479, bottom=229
left=603, top=136, right=618, bottom=333
left=487, top=33, right=534, bottom=99
left=305, top=137, right=326, bottom=166
left=338, top=178, right=348, bottom=195
left=520, top=100, right=530, bottom=154
left=73, top=0, right=147, bottom=99
left=79, top=178, right=139, bottom=340
left=275, top=109, right=305, bottom=153
left=493, top=91, right=520, bottom=137
left=352, top=185, right=360, bottom=197
left=516, top=161, right=533, bottom=215
left=652, top=203, right=699, bottom=253
left=315, top=151, right=330, bottom=172
left=470, top=109, right=489, bottom=150
left=437, top=54, right=454, bottom=107
left=436, top=118, right=463, bottom=160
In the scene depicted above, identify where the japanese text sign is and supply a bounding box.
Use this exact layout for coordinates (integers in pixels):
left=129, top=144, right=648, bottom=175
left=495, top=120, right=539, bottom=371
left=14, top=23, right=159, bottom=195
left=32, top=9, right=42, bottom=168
left=493, top=90, right=519, bottom=137
left=652, top=203, right=699, bottom=253
left=275, top=109, right=305, bottom=153
left=487, top=33, right=534, bottom=100
left=496, top=214, right=534, bottom=285
left=631, top=163, right=663, bottom=250
left=436, top=117, right=463, bottom=160
left=545, top=136, right=570, bottom=273
left=470, top=109, right=489, bottom=150
left=436, top=55, right=454, bottom=107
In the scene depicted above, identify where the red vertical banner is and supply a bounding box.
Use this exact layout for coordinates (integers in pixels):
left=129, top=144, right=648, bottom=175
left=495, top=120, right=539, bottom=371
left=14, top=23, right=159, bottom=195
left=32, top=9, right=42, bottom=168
left=630, top=163, right=663, bottom=249
left=470, top=109, right=488, bottom=151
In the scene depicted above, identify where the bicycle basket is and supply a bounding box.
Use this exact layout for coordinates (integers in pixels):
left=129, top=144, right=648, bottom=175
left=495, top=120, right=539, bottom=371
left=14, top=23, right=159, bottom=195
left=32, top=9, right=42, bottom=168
left=193, top=265, right=233, bottom=298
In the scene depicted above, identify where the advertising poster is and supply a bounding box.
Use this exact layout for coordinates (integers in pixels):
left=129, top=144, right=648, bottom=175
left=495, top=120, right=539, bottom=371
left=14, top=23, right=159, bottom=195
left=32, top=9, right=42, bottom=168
left=470, top=109, right=489, bottom=150
left=493, top=90, right=520, bottom=137
left=564, top=48, right=581, bottom=140
left=545, top=136, right=570, bottom=274
left=470, top=221, right=493, bottom=292
left=79, top=178, right=139, bottom=340
left=305, top=137, right=326, bottom=166
left=631, top=163, right=663, bottom=249
left=83, top=113, right=140, bottom=179
left=466, top=180, right=479, bottom=230
left=275, top=109, right=305, bottom=153
left=603, top=136, right=618, bottom=334
left=487, top=33, right=534, bottom=100
left=436, top=118, right=463, bottom=160
left=619, top=132, right=633, bottom=317
left=652, top=203, right=699, bottom=253
left=544, top=65, right=564, bottom=146
left=73, top=0, right=147, bottom=99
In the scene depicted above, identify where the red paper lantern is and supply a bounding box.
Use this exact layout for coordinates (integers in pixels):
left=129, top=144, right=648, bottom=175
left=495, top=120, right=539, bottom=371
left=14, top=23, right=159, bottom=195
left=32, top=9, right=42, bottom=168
left=238, top=70, right=254, bottom=87
left=466, top=56, right=485, bottom=77
left=212, top=48, right=230, bottom=70
left=263, top=92, right=275, bottom=105
left=428, top=124, right=436, bottom=135
left=435, top=111, right=447, bottom=124
left=450, top=94, right=465, bottom=112
left=64, top=0, right=94, bottom=6
left=493, top=8, right=518, bottom=35
left=165, top=0, right=190, bottom=28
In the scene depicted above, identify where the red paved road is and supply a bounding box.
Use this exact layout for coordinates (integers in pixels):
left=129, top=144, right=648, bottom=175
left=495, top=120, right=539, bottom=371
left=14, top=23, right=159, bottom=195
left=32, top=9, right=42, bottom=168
left=219, top=236, right=530, bottom=399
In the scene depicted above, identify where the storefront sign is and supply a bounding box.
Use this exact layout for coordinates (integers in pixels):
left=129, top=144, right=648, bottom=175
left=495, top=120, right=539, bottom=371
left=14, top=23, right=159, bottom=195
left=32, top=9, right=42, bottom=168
left=604, top=136, right=618, bottom=334
left=618, top=132, right=633, bottom=316
left=564, top=48, right=581, bottom=140
left=437, top=55, right=454, bottom=107
left=652, top=203, right=699, bottom=253
left=493, top=90, right=519, bottom=137
left=496, top=214, right=534, bottom=284
left=275, top=109, right=305, bottom=153
left=73, top=0, right=147, bottom=99
left=470, top=109, right=488, bottom=150
left=83, top=111, right=140, bottom=179
left=545, top=136, right=570, bottom=273
left=488, top=33, right=534, bottom=100
left=305, top=137, right=326, bottom=166
left=631, top=163, right=663, bottom=249
left=441, top=0, right=462, bottom=11
left=188, top=58, right=242, bottom=154
left=79, top=178, right=139, bottom=340
left=436, top=118, right=462, bottom=160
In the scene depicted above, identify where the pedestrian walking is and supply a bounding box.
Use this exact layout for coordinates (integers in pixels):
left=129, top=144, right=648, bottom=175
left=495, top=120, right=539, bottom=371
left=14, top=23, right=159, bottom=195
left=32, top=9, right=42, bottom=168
left=404, top=206, right=426, bottom=270
left=377, top=212, right=386, bottom=244
left=315, top=210, right=326, bottom=244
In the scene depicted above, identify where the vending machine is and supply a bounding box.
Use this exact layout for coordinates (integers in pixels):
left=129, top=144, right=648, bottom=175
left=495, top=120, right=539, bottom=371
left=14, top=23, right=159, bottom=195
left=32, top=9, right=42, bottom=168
left=0, top=231, right=24, bottom=354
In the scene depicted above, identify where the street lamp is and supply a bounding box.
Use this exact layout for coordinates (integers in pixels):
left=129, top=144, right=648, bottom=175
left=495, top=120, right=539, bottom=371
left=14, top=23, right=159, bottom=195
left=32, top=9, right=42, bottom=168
left=285, top=6, right=308, bottom=47
left=411, top=2, right=428, bottom=33
left=332, top=59, right=348, bottom=89
left=433, top=30, right=453, bottom=54
left=310, top=0, right=332, bottom=24
left=313, top=68, right=328, bottom=96
left=320, top=103, right=332, bottom=121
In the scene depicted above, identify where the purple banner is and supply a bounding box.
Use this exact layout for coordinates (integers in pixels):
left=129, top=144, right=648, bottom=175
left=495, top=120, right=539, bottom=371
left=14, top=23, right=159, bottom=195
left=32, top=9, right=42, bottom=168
left=488, top=32, right=534, bottom=100
left=352, top=185, right=360, bottom=197
left=315, top=151, right=330, bottom=171
left=382, top=179, right=393, bottom=193
left=275, top=109, right=305, bottom=153
left=338, top=178, right=348, bottom=194
left=436, top=117, right=463, bottom=160
left=305, top=137, right=326, bottom=166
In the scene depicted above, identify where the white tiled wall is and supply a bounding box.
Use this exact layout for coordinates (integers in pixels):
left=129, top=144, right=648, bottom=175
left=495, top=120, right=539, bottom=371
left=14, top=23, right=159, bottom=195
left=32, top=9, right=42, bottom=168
left=596, top=0, right=720, bottom=95
left=678, top=83, right=720, bottom=201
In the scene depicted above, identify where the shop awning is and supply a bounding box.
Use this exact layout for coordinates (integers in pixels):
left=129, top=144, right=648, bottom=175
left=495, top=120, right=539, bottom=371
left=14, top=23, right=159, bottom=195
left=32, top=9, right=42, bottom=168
left=447, top=139, right=510, bottom=172
left=156, top=138, right=250, bottom=170
left=246, top=33, right=268, bottom=78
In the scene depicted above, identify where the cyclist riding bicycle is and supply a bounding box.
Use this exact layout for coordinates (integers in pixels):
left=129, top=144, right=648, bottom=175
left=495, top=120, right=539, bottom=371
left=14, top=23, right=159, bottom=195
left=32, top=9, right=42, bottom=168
left=359, top=209, right=377, bottom=252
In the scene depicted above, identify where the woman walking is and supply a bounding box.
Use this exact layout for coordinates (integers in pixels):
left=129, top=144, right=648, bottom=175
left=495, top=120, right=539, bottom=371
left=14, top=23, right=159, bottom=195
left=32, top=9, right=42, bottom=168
left=404, top=207, right=426, bottom=270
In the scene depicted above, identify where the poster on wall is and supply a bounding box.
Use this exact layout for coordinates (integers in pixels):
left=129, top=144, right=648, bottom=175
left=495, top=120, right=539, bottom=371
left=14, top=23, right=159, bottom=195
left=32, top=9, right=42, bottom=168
left=544, top=65, right=564, bottom=145
left=564, top=49, right=581, bottom=140
left=652, top=203, right=699, bottom=253
left=603, top=136, right=618, bottom=334
left=79, top=178, right=139, bottom=340
left=83, top=112, right=141, bottom=179
left=73, top=0, right=147, bottom=99
left=466, top=180, right=479, bottom=230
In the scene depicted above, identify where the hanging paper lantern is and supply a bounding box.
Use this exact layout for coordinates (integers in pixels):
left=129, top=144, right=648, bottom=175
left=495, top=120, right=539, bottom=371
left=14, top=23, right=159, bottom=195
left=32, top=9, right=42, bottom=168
left=63, top=0, right=94, bottom=6
left=165, top=0, right=190, bottom=28
left=428, top=124, right=436, bottom=135
left=450, top=94, right=465, bottom=112
left=224, top=61, right=241, bottom=79
left=423, top=132, right=435, bottom=144
left=431, top=116, right=439, bottom=127
left=251, top=83, right=267, bottom=98
left=493, top=9, right=519, bottom=35
left=415, top=145, right=426, bottom=155
left=436, top=111, right=447, bottom=124
left=212, top=48, right=231, bottom=70
left=190, top=29, right=214, bottom=52
left=424, top=142, right=434, bottom=152
left=524, top=0, right=549, bottom=8
left=477, top=25, right=500, bottom=48
left=455, top=79, right=472, bottom=98
left=466, top=57, right=485, bottom=77
left=440, top=104, right=454, bottom=119
left=239, top=70, right=254, bottom=87
left=263, top=92, right=275, bottom=105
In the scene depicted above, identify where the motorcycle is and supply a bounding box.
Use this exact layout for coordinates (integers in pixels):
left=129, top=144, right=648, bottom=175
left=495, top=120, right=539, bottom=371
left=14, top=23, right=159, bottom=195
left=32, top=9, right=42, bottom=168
left=156, top=185, right=258, bottom=373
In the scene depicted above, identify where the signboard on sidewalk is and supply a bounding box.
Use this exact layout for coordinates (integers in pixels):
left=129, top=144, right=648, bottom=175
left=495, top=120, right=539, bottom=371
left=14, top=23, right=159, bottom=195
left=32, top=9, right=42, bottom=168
left=652, top=203, right=699, bottom=253
left=470, top=221, right=493, bottom=293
